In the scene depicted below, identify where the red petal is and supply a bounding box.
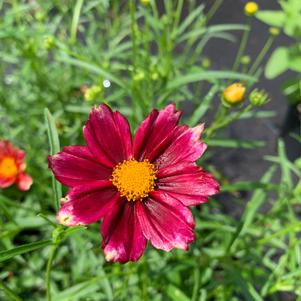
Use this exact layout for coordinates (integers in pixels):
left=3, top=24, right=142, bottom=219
left=16, top=173, right=33, bottom=191
left=83, top=104, right=132, bottom=167
left=157, top=165, right=219, bottom=206
left=48, top=145, right=112, bottom=187
left=101, top=199, right=146, bottom=263
left=0, top=176, right=16, bottom=188
left=136, top=191, right=195, bottom=252
left=155, top=124, right=206, bottom=169
left=133, top=104, right=181, bottom=162
left=57, top=180, right=118, bottom=226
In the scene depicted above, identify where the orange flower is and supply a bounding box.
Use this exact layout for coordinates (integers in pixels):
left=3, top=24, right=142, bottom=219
left=0, top=140, right=32, bottom=191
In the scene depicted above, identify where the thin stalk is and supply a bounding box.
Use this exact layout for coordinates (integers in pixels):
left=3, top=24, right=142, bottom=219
left=206, top=104, right=253, bottom=138
left=232, top=17, right=251, bottom=71
left=191, top=267, right=200, bottom=301
left=129, top=0, right=140, bottom=126
left=248, top=35, right=274, bottom=75
left=46, top=244, right=59, bottom=301
left=205, top=0, right=223, bottom=24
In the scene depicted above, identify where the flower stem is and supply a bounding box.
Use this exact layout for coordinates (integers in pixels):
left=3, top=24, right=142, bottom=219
left=248, top=35, right=274, bottom=75
left=46, top=243, right=59, bottom=301
left=232, top=17, right=251, bottom=71
left=205, top=0, right=223, bottom=24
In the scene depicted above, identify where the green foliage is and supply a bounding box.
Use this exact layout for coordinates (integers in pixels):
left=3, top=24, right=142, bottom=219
left=256, top=0, right=301, bottom=81
left=0, top=1, right=300, bottom=301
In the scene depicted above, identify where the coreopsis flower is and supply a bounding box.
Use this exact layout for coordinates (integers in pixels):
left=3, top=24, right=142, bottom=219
left=0, top=140, right=33, bottom=191
left=223, top=83, right=246, bottom=105
left=48, top=104, right=219, bottom=263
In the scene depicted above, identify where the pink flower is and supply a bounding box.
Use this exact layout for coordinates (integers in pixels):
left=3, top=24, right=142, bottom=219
left=49, top=104, right=219, bottom=263
left=0, top=140, right=33, bottom=191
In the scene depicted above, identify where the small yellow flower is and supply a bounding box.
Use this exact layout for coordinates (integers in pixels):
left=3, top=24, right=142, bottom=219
left=244, top=2, right=259, bottom=16
left=223, top=83, right=246, bottom=105
left=140, top=0, right=150, bottom=6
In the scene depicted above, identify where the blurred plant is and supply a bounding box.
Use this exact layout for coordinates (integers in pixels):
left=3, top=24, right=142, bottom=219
left=256, top=0, right=301, bottom=79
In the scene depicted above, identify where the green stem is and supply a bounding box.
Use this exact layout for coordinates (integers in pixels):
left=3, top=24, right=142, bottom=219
left=129, top=0, right=140, bottom=127
left=232, top=17, right=251, bottom=71
left=205, top=0, right=223, bottom=24
left=248, top=35, right=274, bottom=75
left=206, top=104, right=253, bottom=138
left=46, top=244, right=59, bottom=301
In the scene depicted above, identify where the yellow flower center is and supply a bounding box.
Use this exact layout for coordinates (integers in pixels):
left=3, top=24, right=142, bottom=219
left=0, top=157, right=18, bottom=178
left=111, top=159, right=157, bottom=201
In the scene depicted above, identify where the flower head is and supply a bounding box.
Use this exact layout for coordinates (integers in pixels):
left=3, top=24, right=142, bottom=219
left=244, top=2, right=258, bottom=16
left=48, top=104, right=219, bottom=263
left=223, top=83, right=246, bottom=105
left=0, top=140, right=33, bottom=191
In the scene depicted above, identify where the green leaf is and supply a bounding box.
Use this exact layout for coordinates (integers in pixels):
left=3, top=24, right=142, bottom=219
left=166, top=71, right=257, bottom=90
left=265, top=47, right=289, bottom=79
left=44, top=108, right=62, bottom=210
left=166, top=285, right=190, bottom=301
left=278, top=139, right=293, bottom=189
left=221, top=181, right=276, bottom=193
left=228, top=267, right=264, bottom=301
left=70, top=0, right=84, bottom=43
left=228, top=166, right=276, bottom=251
left=58, top=55, right=128, bottom=92
left=188, top=85, right=218, bottom=126
left=206, top=138, right=265, bottom=149
left=256, top=11, right=285, bottom=27
left=0, top=240, right=52, bottom=263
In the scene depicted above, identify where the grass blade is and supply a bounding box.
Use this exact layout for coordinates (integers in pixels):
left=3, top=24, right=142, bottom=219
left=44, top=108, right=62, bottom=210
left=0, top=240, right=52, bottom=263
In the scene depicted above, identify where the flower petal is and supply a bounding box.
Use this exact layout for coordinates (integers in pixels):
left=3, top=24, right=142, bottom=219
left=48, top=145, right=112, bottom=187
left=0, top=177, right=16, bottom=189
left=157, top=165, right=219, bottom=206
left=133, top=104, right=181, bottom=162
left=84, top=104, right=132, bottom=167
left=16, top=173, right=33, bottom=191
left=136, top=191, right=195, bottom=252
left=101, top=199, right=146, bottom=263
left=155, top=124, right=206, bottom=169
left=57, top=180, right=118, bottom=226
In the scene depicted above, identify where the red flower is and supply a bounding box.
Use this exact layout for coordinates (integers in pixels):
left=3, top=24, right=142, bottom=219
left=49, top=104, right=219, bottom=263
left=0, top=140, right=33, bottom=191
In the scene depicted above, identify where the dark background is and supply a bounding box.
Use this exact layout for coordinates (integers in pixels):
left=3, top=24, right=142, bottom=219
left=201, top=0, right=299, bottom=185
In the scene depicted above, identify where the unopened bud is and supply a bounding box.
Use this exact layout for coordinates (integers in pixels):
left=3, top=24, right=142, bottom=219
left=250, top=89, right=270, bottom=106
left=223, top=83, right=246, bottom=105
left=244, top=2, right=259, bottom=16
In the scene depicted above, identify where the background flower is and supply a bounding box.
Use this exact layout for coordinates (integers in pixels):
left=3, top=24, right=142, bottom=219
left=0, top=140, right=32, bottom=191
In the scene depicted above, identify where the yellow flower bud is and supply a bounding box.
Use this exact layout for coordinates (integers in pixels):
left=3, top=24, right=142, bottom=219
left=269, top=27, right=280, bottom=36
left=244, top=2, right=259, bottom=16
left=84, top=85, right=102, bottom=102
left=140, top=0, right=150, bottom=6
left=223, top=83, right=246, bottom=105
